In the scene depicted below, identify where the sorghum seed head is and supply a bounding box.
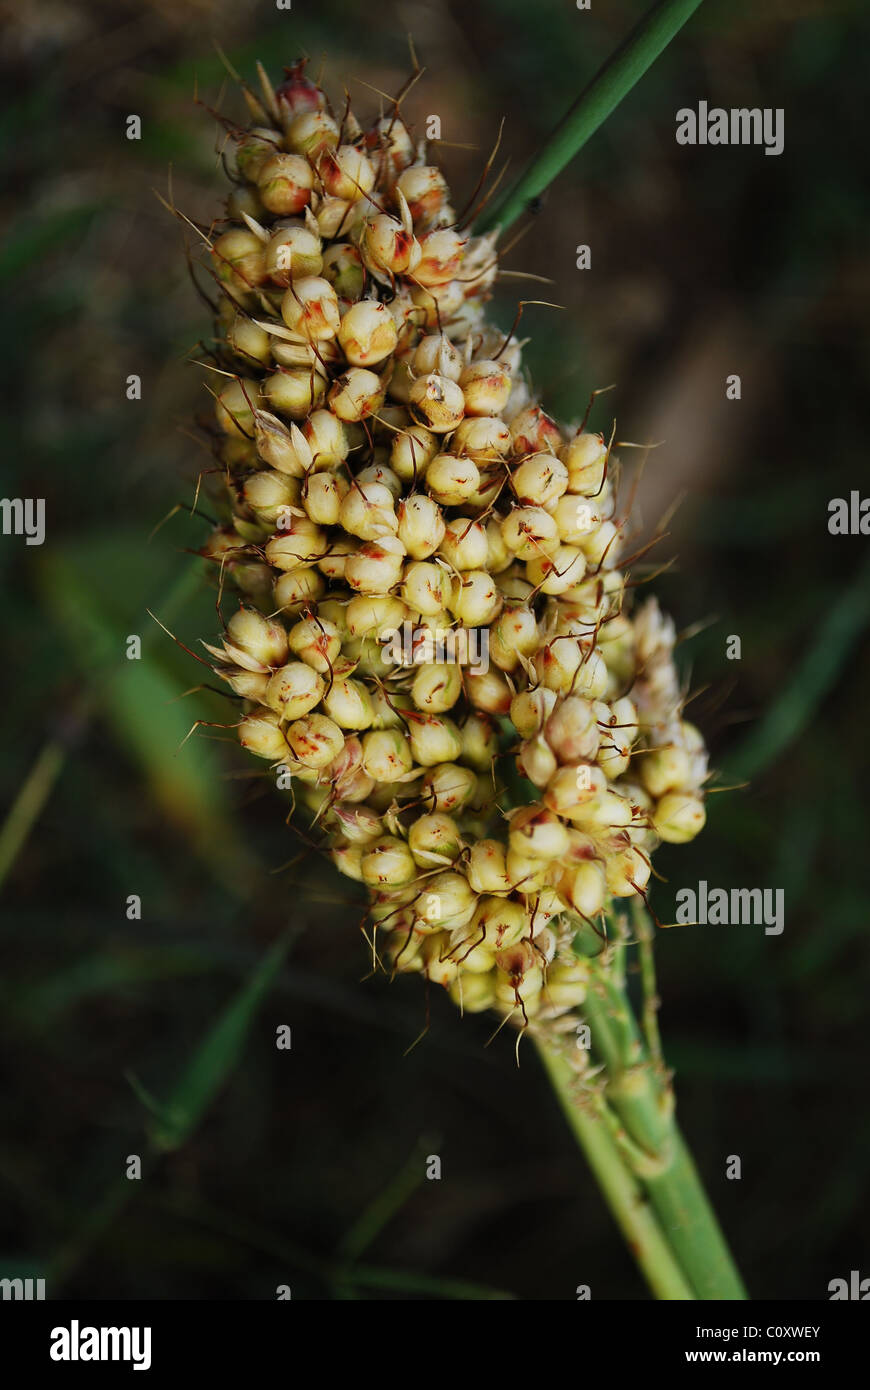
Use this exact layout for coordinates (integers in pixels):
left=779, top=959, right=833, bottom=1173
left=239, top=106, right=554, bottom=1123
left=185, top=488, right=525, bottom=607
left=194, top=61, right=709, bottom=1027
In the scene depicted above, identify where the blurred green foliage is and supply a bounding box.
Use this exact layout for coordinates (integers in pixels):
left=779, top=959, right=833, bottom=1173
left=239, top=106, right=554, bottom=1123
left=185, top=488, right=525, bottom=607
left=1, top=0, right=868, bottom=1299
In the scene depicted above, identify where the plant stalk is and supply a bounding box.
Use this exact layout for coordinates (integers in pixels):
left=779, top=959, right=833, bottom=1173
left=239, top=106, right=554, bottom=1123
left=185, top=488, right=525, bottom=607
left=534, top=1034, right=695, bottom=1299
left=579, top=965, right=746, bottom=1298
left=477, top=0, right=705, bottom=234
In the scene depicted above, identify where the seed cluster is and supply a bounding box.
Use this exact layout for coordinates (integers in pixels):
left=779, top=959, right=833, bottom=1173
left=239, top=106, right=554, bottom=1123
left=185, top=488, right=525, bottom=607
left=196, top=61, right=707, bottom=1027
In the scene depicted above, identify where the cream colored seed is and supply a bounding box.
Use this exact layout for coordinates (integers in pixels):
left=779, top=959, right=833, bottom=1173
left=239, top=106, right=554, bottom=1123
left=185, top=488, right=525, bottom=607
left=579, top=518, right=621, bottom=569
left=302, top=409, right=349, bottom=468
left=451, top=416, right=511, bottom=461
left=391, top=426, right=438, bottom=484
left=489, top=605, right=538, bottom=672
left=286, top=109, right=339, bottom=157
left=551, top=494, right=603, bottom=543
left=315, top=196, right=354, bottom=239
left=542, top=960, right=589, bottom=1012
left=302, top=471, right=348, bottom=526
left=264, top=367, right=328, bottom=419
left=408, top=715, right=462, bottom=767
left=411, top=662, right=463, bottom=713
left=510, top=687, right=558, bottom=738
left=425, top=453, right=480, bottom=506
left=510, top=405, right=563, bottom=456
left=322, top=677, right=375, bottom=730
left=332, top=840, right=365, bottom=882
left=364, top=213, right=422, bottom=276
left=526, top=545, right=587, bottom=595
left=606, top=845, right=651, bottom=898
left=396, top=165, right=449, bottom=224
left=545, top=696, right=600, bottom=763
left=397, top=494, right=446, bottom=558
left=316, top=534, right=357, bottom=581
left=446, top=570, right=501, bottom=626
left=412, top=334, right=463, bottom=381
left=407, top=812, right=462, bottom=868
left=517, top=734, right=558, bottom=788
left=228, top=315, right=272, bottom=366
left=464, top=667, right=512, bottom=715
left=360, top=835, right=418, bottom=887
left=508, top=804, right=571, bottom=861
left=224, top=670, right=270, bottom=702
left=421, top=935, right=460, bottom=987
left=438, top=517, right=488, bottom=570
left=264, top=225, right=323, bottom=285
left=560, top=430, right=608, bottom=495
left=257, top=153, right=314, bottom=215
left=238, top=709, right=291, bottom=762
left=409, top=374, right=465, bottom=432
left=215, top=378, right=260, bottom=437
left=328, top=368, right=386, bottom=421
left=505, top=848, right=550, bottom=892
left=471, top=895, right=529, bottom=950
left=501, top=506, right=559, bottom=559
left=356, top=463, right=402, bottom=499
left=459, top=712, right=498, bottom=770
left=286, top=713, right=344, bottom=768
left=273, top=568, right=325, bottom=612
left=411, top=275, right=465, bottom=324
left=287, top=616, right=341, bottom=672
left=320, top=241, right=365, bottom=301
left=417, top=870, right=476, bottom=929
left=265, top=661, right=325, bottom=719
left=212, top=231, right=267, bottom=293
left=561, top=860, right=607, bottom=916
left=280, top=276, right=340, bottom=340
left=345, top=593, right=406, bottom=638
left=512, top=452, right=569, bottom=507
left=485, top=519, right=513, bottom=574
left=361, top=729, right=413, bottom=782
left=467, top=841, right=511, bottom=895
left=338, top=482, right=398, bottom=540
left=544, top=764, right=608, bottom=818
left=338, top=299, right=398, bottom=367
left=422, top=762, right=477, bottom=813
left=414, top=229, right=467, bottom=287
left=403, top=561, right=449, bottom=615
left=447, top=936, right=496, bottom=976
left=345, top=538, right=406, bottom=594
left=458, top=360, right=512, bottom=417
left=640, top=745, right=692, bottom=798
left=225, top=607, right=288, bottom=670
left=494, top=966, right=544, bottom=1012
left=654, top=793, right=706, bottom=844
left=264, top=515, right=327, bottom=571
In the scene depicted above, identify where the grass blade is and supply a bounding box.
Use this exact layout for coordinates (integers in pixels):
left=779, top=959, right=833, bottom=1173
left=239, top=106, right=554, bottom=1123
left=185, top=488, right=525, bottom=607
left=148, top=933, right=293, bottom=1151
left=477, top=0, right=705, bottom=234
left=730, top=549, right=870, bottom=780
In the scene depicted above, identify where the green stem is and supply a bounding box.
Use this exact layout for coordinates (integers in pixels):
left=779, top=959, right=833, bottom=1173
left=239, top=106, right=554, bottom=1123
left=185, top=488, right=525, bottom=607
left=579, top=949, right=747, bottom=1299
left=534, top=1035, right=694, bottom=1300
left=645, top=1129, right=745, bottom=1300
left=499, top=738, right=742, bottom=1295
left=477, top=0, right=705, bottom=234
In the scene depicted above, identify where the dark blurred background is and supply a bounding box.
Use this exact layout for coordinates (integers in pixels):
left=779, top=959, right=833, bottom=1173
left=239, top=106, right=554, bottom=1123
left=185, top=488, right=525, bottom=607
left=1, top=0, right=868, bottom=1300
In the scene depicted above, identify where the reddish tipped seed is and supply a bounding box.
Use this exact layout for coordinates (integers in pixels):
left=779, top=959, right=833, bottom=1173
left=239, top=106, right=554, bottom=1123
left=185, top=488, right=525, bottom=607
left=258, top=154, right=314, bottom=215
